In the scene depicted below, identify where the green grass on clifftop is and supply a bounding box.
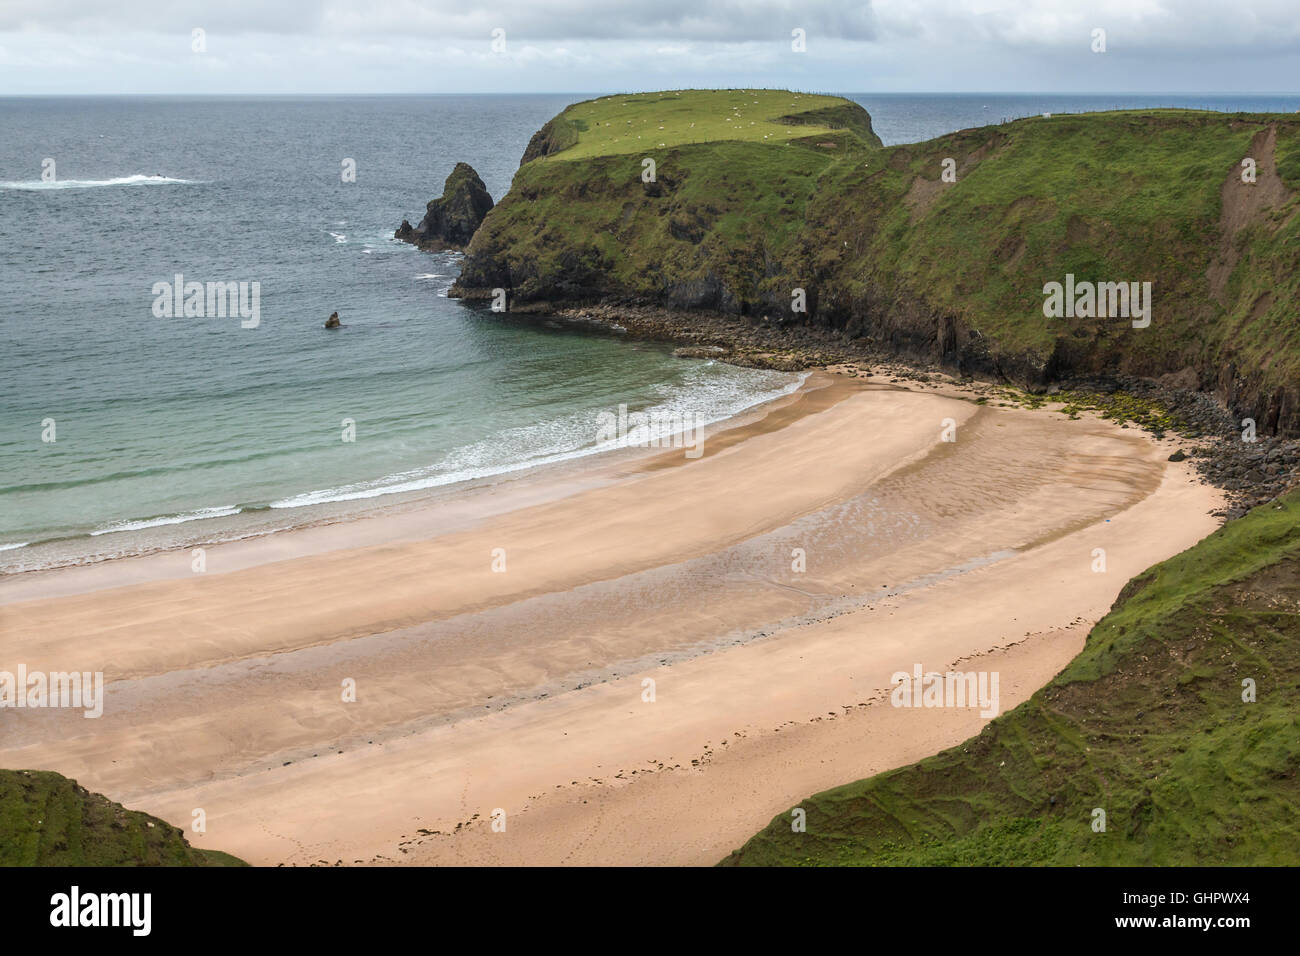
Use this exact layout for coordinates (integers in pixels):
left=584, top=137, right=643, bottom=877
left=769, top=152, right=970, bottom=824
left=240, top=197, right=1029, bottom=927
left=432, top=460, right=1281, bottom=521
left=0, top=769, right=246, bottom=866
left=721, top=489, right=1300, bottom=866
left=528, top=89, right=881, bottom=161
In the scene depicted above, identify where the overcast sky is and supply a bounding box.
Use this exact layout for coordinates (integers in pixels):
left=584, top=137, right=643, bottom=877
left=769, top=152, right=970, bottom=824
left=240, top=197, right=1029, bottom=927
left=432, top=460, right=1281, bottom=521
left=2, top=0, right=1298, bottom=95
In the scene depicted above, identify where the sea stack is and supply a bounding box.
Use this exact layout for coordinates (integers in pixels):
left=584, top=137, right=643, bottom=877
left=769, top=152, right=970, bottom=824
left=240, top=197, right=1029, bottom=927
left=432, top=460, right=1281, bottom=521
left=324, top=311, right=340, bottom=329
left=394, top=162, right=494, bottom=252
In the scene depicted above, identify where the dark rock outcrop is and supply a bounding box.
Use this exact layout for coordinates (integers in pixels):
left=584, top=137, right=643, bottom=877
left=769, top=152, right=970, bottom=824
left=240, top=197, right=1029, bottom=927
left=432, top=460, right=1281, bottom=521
left=395, top=163, right=494, bottom=252
left=325, top=311, right=340, bottom=329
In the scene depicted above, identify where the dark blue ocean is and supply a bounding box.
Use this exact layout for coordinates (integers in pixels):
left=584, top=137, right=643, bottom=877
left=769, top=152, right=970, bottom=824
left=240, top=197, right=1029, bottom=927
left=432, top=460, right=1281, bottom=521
left=3, top=92, right=1298, bottom=570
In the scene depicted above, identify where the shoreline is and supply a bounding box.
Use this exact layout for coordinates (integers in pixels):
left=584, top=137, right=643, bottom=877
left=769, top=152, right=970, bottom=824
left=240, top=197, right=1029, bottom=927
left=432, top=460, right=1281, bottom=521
left=0, top=357, right=808, bottom=579
left=0, top=369, right=1226, bottom=866
left=0, top=370, right=816, bottom=603
left=488, top=300, right=1300, bottom=518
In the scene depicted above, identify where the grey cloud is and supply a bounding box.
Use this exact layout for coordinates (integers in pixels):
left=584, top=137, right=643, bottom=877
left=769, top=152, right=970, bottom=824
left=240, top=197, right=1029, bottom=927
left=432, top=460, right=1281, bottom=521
left=2, top=0, right=877, bottom=41
left=9, top=0, right=1300, bottom=53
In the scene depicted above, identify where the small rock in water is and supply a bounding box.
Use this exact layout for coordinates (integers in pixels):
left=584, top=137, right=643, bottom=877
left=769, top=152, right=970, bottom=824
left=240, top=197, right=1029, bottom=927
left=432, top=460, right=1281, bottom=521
left=325, top=311, right=341, bottom=329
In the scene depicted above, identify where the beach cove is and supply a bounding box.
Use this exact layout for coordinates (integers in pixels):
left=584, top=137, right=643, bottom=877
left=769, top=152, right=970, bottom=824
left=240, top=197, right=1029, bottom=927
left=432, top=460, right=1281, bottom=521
left=0, top=370, right=1222, bottom=865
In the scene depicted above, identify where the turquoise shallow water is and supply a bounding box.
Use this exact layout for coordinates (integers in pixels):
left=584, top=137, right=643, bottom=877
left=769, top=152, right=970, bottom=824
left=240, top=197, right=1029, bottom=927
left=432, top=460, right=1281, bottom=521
left=0, top=95, right=802, bottom=570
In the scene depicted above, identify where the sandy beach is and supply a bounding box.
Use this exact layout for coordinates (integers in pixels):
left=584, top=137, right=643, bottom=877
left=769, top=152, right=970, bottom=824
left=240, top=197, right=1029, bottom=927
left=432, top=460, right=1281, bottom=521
left=0, top=371, right=1224, bottom=866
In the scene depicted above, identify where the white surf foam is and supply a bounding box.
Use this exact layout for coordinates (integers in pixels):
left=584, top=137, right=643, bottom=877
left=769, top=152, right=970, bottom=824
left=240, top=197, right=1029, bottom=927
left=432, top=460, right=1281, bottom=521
left=89, top=505, right=242, bottom=536
left=0, top=174, right=200, bottom=191
left=269, top=372, right=808, bottom=511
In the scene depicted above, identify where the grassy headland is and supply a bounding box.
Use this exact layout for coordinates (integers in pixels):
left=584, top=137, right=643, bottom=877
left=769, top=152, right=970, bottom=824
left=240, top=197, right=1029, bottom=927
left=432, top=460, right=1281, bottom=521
left=0, top=769, right=246, bottom=866
left=521, top=89, right=881, bottom=162
left=455, top=90, right=1300, bottom=436
left=722, top=488, right=1300, bottom=866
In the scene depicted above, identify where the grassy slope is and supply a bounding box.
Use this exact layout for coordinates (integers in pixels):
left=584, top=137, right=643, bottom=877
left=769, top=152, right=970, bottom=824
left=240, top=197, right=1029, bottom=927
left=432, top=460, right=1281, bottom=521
left=0, top=769, right=246, bottom=866
left=806, top=109, right=1300, bottom=389
left=721, top=489, right=1300, bottom=866
left=459, top=91, right=1300, bottom=430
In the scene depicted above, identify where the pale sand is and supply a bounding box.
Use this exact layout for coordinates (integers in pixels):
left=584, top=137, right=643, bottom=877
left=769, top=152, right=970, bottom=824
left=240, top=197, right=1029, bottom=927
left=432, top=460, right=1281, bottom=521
left=0, top=372, right=1223, bottom=865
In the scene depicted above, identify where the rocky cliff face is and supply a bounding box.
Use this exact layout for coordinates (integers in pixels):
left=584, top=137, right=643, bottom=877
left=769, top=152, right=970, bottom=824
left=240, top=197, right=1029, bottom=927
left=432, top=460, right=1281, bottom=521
left=452, top=99, right=1300, bottom=437
left=395, top=162, right=494, bottom=252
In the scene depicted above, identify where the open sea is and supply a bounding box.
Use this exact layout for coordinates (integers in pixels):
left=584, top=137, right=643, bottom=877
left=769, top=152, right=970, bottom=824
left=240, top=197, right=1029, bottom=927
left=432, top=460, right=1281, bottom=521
left=3, top=91, right=1298, bottom=571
